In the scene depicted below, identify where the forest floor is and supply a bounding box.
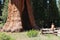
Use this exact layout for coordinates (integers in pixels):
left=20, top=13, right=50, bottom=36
left=7, top=32, right=60, bottom=40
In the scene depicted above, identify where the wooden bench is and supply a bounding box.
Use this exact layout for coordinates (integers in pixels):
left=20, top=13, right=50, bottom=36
left=41, top=28, right=58, bottom=35
left=41, top=28, right=53, bottom=34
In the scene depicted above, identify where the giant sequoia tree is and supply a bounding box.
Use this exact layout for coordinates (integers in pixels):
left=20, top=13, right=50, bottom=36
left=1, top=0, right=60, bottom=32
left=1, top=0, right=38, bottom=32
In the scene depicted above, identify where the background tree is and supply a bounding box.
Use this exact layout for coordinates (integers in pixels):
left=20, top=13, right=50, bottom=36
left=31, top=0, right=59, bottom=27
left=1, top=0, right=8, bottom=23
left=0, top=0, right=8, bottom=27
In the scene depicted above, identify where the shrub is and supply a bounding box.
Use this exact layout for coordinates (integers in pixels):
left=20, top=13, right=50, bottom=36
left=0, top=32, right=15, bottom=40
left=27, top=29, right=38, bottom=37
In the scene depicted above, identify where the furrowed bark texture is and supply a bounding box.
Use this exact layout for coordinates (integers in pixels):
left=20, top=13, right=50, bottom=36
left=2, top=0, right=37, bottom=32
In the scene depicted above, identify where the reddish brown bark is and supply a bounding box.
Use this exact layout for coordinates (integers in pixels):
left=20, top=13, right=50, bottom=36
left=2, top=0, right=23, bottom=32
left=26, top=0, right=36, bottom=27
left=1, top=0, right=37, bottom=32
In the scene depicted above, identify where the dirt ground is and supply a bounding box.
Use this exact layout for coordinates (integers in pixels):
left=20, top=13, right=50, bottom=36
left=7, top=32, right=60, bottom=40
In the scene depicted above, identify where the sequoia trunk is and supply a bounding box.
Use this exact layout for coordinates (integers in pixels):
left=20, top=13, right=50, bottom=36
left=1, top=0, right=37, bottom=32
left=2, top=0, right=23, bottom=32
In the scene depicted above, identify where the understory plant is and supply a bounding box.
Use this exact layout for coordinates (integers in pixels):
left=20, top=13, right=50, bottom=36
left=27, top=29, right=38, bottom=37
left=0, top=32, right=15, bottom=40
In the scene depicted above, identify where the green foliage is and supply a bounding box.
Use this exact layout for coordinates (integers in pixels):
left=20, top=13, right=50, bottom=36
left=0, top=32, right=15, bottom=40
left=27, top=29, right=38, bottom=37
left=1, top=0, right=8, bottom=23
left=0, top=23, right=4, bottom=28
